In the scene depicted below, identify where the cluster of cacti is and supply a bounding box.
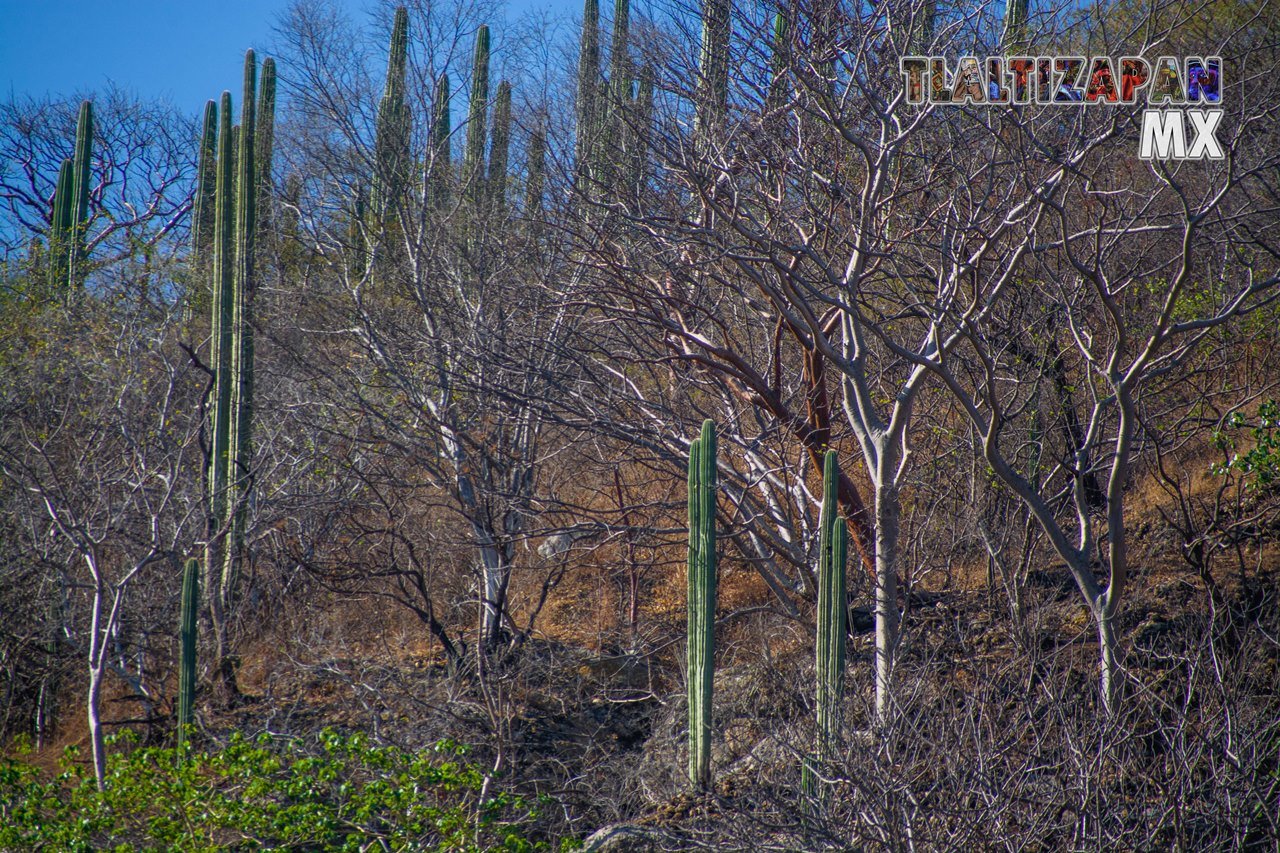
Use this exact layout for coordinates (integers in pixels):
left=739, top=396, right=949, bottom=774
left=573, top=0, right=652, bottom=206
left=203, top=49, right=274, bottom=693
left=47, top=100, right=94, bottom=291
left=687, top=419, right=718, bottom=789
left=803, top=450, right=848, bottom=799
left=177, top=557, right=199, bottom=747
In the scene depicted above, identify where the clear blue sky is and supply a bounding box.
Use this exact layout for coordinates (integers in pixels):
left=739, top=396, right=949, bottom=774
left=0, top=0, right=577, bottom=114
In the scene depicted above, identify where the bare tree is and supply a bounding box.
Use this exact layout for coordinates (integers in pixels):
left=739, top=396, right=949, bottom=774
left=0, top=301, right=202, bottom=786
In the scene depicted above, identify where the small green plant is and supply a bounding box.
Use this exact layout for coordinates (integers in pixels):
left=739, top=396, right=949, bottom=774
left=1211, top=400, right=1280, bottom=490
left=0, top=729, right=547, bottom=852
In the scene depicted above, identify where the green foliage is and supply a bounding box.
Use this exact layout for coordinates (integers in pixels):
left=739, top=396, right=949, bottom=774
left=687, top=419, right=717, bottom=789
left=1212, top=400, right=1280, bottom=490
left=0, top=730, right=546, bottom=852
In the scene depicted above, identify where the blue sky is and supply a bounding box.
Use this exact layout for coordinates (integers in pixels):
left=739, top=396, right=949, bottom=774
left=0, top=0, right=578, bottom=114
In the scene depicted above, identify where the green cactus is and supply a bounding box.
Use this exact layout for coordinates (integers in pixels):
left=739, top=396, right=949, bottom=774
left=192, top=100, right=219, bottom=278
left=428, top=73, right=452, bottom=210
left=373, top=7, right=410, bottom=219
left=222, top=49, right=258, bottom=611
left=487, top=81, right=512, bottom=216
left=48, top=159, right=73, bottom=291
left=687, top=419, right=718, bottom=789
left=204, top=51, right=272, bottom=700
left=256, top=58, right=277, bottom=239
left=1003, top=0, right=1029, bottom=49
left=67, top=100, right=93, bottom=286
left=177, top=557, right=200, bottom=748
left=46, top=100, right=94, bottom=291
left=525, top=119, right=546, bottom=216
left=626, top=63, right=653, bottom=194
left=696, top=0, right=730, bottom=142
left=576, top=0, right=601, bottom=165
left=463, top=25, right=491, bottom=206
left=803, top=449, right=848, bottom=800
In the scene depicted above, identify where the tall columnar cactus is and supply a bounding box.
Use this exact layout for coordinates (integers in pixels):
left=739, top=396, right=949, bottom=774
left=696, top=0, right=731, bottom=143
left=223, top=49, right=259, bottom=611
left=47, top=100, right=94, bottom=291
left=525, top=118, right=546, bottom=216
left=205, top=51, right=272, bottom=698
left=803, top=450, right=848, bottom=799
left=48, top=159, right=73, bottom=290
left=575, top=0, right=601, bottom=173
left=192, top=100, right=219, bottom=278
left=177, top=557, right=200, bottom=747
left=68, top=100, right=94, bottom=285
left=373, top=7, right=411, bottom=219
left=626, top=63, right=653, bottom=193
left=427, top=73, right=452, bottom=210
left=255, top=58, right=277, bottom=241
left=463, top=25, right=491, bottom=206
left=608, top=0, right=631, bottom=105
left=687, top=419, right=718, bottom=789
left=487, top=81, right=512, bottom=216
left=1002, top=0, right=1029, bottom=49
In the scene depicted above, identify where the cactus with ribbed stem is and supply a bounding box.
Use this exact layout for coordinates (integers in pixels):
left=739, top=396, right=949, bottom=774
left=574, top=0, right=601, bottom=204
left=696, top=0, right=730, bottom=144
left=222, top=49, right=258, bottom=618
left=608, top=0, right=630, bottom=105
left=487, top=81, right=512, bottom=216
left=427, top=73, right=451, bottom=210
left=46, top=100, right=94, bottom=291
left=177, top=557, right=199, bottom=748
left=255, top=59, right=277, bottom=241
left=373, top=7, right=410, bottom=219
left=67, top=100, right=93, bottom=286
left=803, top=449, right=848, bottom=800
left=192, top=100, right=219, bottom=277
left=463, top=25, right=490, bottom=207
left=687, top=419, right=718, bottom=789
left=1003, top=0, right=1029, bottom=49
left=206, top=90, right=235, bottom=683
left=626, top=63, right=653, bottom=194
left=48, top=159, right=73, bottom=290
left=525, top=118, right=546, bottom=216
left=205, top=50, right=272, bottom=702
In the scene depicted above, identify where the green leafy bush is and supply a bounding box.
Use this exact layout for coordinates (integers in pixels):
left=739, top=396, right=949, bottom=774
left=1212, top=400, right=1280, bottom=489
left=0, top=730, right=547, bottom=852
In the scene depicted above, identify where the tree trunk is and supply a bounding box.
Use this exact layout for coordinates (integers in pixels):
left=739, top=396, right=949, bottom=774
left=1097, top=606, right=1119, bottom=716
left=87, top=664, right=106, bottom=790
left=874, top=481, right=900, bottom=726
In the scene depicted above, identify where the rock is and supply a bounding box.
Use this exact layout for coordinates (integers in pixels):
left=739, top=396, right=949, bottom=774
left=582, top=824, right=666, bottom=852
